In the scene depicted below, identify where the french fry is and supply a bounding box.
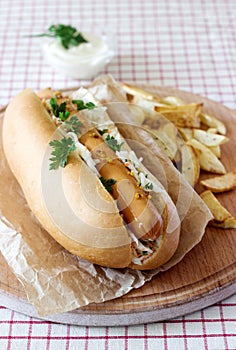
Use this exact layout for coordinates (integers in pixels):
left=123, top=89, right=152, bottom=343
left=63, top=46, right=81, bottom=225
left=193, top=129, right=228, bottom=147
left=154, top=104, right=202, bottom=128
left=187, top=139, right=226, bottom=174
left=200, top=171, right=236, bottom=193
left=181, top=144, right=200, bottom=187
left=200, top=113, right=226, bottom=135
left=200, top=190, right=233, bottom=222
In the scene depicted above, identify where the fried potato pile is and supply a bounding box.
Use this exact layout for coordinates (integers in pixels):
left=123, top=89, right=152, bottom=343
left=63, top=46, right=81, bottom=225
left=122, top=82, right=236, bottom=229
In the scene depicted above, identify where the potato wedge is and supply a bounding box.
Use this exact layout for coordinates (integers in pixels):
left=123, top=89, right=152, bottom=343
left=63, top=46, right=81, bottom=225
left=151, top=132, right=176, bottom=159
left=121, top=83, right=161, bottom=102
left=132, top=95, right=160, bottom=110
left=155, top=104, right=202, bottom=128
left=143, top=110, right=168, bottom=130
left=129, top=104, right=146, bottom=124
left=200, top=190, right=232, bottom=222
left=208, top=145, right=221, bottom=158
left=181, top=144, right=200, bottom=187
left=200, top=171, right=236, bottom=193
left=187, top=139, right=226, bottom=174
left=193, top=129, right=229, bottom=147
left=211, top=217, right=236, bottom=229
left=121, top=82, right=227, bottom=134
left=200, top=113, right=226, bottom=135
left=207, top=128, right=218, bottom=134
left=151, top=122, right=178, bottom=160
left=158, top=96, right=185, bottom=106
left=178, top=127, right=193, bottom=141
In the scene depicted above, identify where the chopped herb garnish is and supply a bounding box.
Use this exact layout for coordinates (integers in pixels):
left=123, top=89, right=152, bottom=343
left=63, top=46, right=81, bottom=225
left=49, top=137, right=76, bottom=170
left=64, top=116, right=83, bottom=134
left=144, top=182, right=153, bottom=191
left=105, top=135, right=124, bottom=152
left=50, top=97, right=70, bottom=121
left=28, top=24, right=88, bottom=50
left=142, top=251, right=149, bottom=255
left=98, top=129, right=109, bottom=136
left=100, top=177, right=117, bottom=193
left=72, top=99, right=96, bottom=111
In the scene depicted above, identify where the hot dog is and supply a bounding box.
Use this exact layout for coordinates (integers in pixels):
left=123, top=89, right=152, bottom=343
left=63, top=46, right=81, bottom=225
left=46, top=92, right=163, bottom=241
left=2, top=86, right=181, bottom=270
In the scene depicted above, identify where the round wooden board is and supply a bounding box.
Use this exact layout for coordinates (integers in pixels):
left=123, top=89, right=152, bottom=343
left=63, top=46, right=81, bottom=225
left=0, top=85, right=235, bottom=326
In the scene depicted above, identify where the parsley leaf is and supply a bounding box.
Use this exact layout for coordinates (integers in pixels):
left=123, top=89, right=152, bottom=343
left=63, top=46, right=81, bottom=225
left=72, top=99, right=96, bottom=111
left=98, top=129, right=109, bottom=136
left=64, top=116, right=83, bottom=134
left=29, top=24, right=88, bottom=50
left=100, top=177, right=117, bottom=193
left=105, top=135, right=124, bottom=152
left=144, top=182, right=153, bottom=191
left=50, top=97, right=70, bottom=121
left=142, top=251, right=149, bottom=256
left=49, top=137, right=76, bottom=170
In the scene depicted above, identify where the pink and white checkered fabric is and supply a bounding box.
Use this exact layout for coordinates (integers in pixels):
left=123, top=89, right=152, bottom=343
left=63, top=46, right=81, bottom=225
left=0, top=0, right=235, bottom=349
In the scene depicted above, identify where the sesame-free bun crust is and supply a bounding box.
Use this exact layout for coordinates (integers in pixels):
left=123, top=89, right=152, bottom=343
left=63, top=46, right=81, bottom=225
left=3, top=89, right=131, bottom=268
left=2, top=89, right=180, bottom=269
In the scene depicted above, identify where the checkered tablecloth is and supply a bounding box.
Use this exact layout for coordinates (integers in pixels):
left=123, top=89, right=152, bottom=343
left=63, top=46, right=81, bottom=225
left=0, top=0, right=236, bottom=349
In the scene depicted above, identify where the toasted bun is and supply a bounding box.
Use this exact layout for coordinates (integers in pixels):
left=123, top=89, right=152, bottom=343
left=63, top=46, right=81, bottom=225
left=2, top=89, right=180, bottom=269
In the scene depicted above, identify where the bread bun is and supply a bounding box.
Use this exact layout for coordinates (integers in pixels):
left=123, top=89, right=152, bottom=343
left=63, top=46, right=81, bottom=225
left=2, top=88, right=180, bottom=269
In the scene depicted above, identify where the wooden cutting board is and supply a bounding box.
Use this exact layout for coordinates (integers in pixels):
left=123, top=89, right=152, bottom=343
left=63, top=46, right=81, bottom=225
left=0, top=85, right=235, bottom=326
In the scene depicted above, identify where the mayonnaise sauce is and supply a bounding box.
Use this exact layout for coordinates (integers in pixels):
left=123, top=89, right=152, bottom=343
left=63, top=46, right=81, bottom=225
left=43, top=32, right=115, bottom=79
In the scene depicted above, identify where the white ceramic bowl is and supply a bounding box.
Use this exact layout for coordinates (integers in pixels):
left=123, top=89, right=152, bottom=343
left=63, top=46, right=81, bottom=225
left=42, top=31, right=115, bottom=79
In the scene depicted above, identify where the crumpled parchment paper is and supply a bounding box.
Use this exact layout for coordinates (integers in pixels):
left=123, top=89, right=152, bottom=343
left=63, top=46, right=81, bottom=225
left=0, top=89, right=212, bottom=317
